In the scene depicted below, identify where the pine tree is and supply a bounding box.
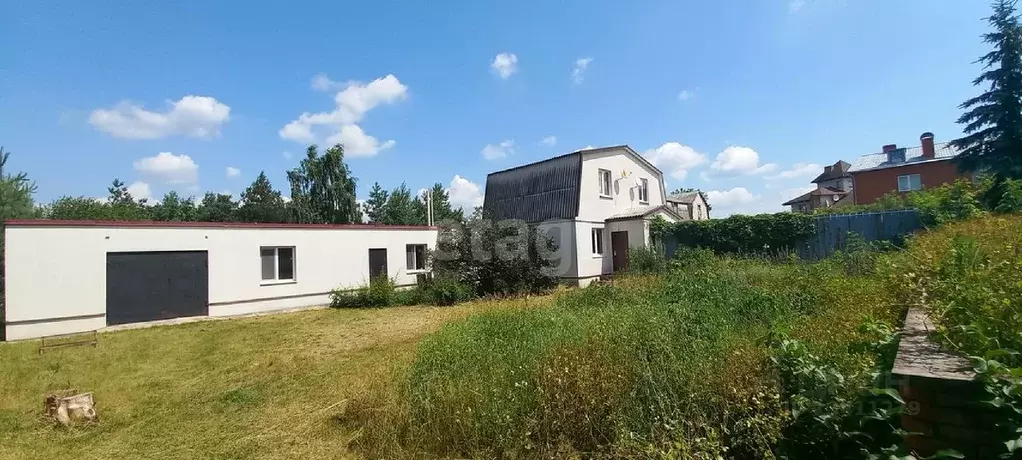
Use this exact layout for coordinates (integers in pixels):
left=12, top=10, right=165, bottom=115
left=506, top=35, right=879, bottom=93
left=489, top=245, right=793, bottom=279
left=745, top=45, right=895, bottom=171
left=383, top=183, right=420, bottom=225
left=239, top=172, right=287, bottom=223
left=364, top=182, right=389, bottom=223
left=197, top=192, right=239, bottom=222
left=414, top=183, right=464, bottom=224
left=954, top=0, right=1022, bottom=188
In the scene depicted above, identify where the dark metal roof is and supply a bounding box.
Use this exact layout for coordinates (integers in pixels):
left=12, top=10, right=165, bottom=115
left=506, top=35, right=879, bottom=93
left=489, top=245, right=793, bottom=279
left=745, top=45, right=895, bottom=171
left=810, top=161, right=852, bottom=183
left=483, top=152, right=583, bottom=222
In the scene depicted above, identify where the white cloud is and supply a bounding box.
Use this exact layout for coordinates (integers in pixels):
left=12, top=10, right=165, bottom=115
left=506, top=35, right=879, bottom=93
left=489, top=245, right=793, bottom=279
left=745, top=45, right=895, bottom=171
left=491, top=52, right=518, bottom=79
left=571, top=57, right=593, bottom=84
left=677, top=90, right=694, bottom=101
left=540, top=135, right=557, bottom=146
left=766, top=162, right=822, bottom=180
left=326, top=124, right=396, bottom=157
left=481, top=139, right=515, bottom=160
left=126, top=181, right=152, bottom=201
left=311, top=73, right=349, bottom=92
left=448, top=175, right=484, bottom=211
left=89, top=96, right=230, bottom=139
left=706, top=187, right=778, bottom=217
left=282, top=151, right=293, bottom=160
left=781, top=185, right=817, bottom=200
left=133, top=152, right=199, bottom=185
left=643, top=142, right=710, bottom=180
left=710, top=146, right=778, bottom=176
left=789, top=0, right=806, bottom=14
left=279, top=74, right=407, bottom=157
left=226, top=166, right=241, bottom=178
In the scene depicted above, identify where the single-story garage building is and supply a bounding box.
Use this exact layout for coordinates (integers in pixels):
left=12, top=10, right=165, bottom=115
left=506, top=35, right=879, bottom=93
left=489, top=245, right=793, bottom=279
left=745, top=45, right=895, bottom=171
left=2, top=219, right=437, bottom=340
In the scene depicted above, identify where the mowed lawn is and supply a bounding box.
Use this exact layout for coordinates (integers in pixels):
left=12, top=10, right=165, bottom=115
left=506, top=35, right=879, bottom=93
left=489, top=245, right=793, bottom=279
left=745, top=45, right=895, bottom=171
left=0, top=297, right=546, bottom=460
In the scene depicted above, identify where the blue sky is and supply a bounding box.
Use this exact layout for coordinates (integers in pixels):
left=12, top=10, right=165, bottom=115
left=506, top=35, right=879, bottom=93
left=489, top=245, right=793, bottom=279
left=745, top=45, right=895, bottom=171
left=0, top=0, right=994, bottom=216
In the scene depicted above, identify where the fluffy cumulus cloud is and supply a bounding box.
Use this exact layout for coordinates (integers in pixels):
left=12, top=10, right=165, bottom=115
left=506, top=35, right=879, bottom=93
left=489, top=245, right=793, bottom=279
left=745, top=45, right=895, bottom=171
left=677, top=90, right=694, bottom=101
left=133, top=152, right=199, bottom=185
left=448, top=175, right=484, bottom=211
left=226, top=166, right=241, bottom=178
left=127, top=181, right=152, bottom=201
left=89, top=95, right=230, bottom=139
left=481, top=139, right=515, bottom=160
left=767, top=162, right=822, bottom=180
left=710, top=146, right=778, bottom=176
left=491, top=52, right=518, bottom=79
left=572, top=57, right=593, bottom=84
left=540, top=135, right=557, bottom=146
left=279, top=74, right=407, bottom=156
left=643, top=142, right=709, bottom=180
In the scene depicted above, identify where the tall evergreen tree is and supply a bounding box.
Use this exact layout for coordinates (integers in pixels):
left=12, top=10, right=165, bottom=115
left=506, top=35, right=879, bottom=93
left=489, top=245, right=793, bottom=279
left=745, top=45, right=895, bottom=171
left=287, top=144, right=361, bottom=224
left=383, top=183, right=420, bottom=225
left=414, top=183, right=464, bottom=224
left=196, top=192, right=239, bottom=222
left=364, top=182, right=389, bottom=223
left=0, top=148, right=38, bottom=221
left=954, top=0, right=1022, bottom=189
left=105, top=178, right=150, bottom=220
left=239, top=172, right=287, bottom=223
left=150, top=191, right=197, bottom=222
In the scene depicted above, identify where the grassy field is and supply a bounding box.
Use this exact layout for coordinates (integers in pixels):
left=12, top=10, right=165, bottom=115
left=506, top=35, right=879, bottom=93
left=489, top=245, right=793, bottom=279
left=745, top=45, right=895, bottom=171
left=0, top=297, right=546, bottom=460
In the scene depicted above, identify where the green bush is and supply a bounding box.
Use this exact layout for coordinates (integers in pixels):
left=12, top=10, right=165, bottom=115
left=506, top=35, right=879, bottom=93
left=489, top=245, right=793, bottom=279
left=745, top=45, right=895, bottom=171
left=668, top=246, right=717, bottom=271
left=392, top=286, right=424, bottom=306
left=995, top=178, right=1022, bottom=213
left=424, top=276, right=474, bottom=306
left=628, top=245, right=667, bottom=274
left=653, top=212, right=816, bottom=255
left=330, top=277, right=399, bottom=308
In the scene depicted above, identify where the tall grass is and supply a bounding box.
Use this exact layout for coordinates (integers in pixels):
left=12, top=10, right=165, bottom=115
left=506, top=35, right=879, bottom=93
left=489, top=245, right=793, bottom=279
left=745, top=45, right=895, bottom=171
left=341, top=257, right=898, bottom=458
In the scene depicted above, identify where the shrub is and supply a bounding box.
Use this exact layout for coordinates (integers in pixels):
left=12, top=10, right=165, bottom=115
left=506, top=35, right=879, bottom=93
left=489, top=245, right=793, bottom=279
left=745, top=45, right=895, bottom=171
left=424, top=276, right=474, bottom=306
left=628, top=245, right=666, bottom=274
left=995, top=178, right=1022, bottom=213
left=432, top=219, right=558, bottom=298
left=668, top=246, right=717, bottom=271
left=392, top=286, right=424, bottom=306
left=330, top=277, right=399, bottom=308
left=653, top=212, right=816, bottom=255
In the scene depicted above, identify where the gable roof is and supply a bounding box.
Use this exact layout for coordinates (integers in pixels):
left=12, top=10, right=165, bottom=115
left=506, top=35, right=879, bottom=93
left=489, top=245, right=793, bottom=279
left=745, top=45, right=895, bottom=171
left=483, top=151, right=583, bottom=222
left=811, top=161, right=851, bottom=183
left=781, top=186, right=849, bottom=206
left=483, top=145, right=661, bottom=223
left=606, top=205, right=683, bottom=222
left=848, top=142, right=961, bottom=173
left=666, top=192, right=700, bottom=204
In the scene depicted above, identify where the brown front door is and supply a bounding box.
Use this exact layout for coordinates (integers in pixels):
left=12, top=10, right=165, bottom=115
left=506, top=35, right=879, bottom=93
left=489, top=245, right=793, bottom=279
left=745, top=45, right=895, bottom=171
left=611, top=231, right=629, bottom=272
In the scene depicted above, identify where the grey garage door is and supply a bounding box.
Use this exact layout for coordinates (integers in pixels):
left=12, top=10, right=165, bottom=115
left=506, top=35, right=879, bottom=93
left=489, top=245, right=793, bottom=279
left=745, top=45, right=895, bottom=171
left=106, top=251, right=209, bottom=326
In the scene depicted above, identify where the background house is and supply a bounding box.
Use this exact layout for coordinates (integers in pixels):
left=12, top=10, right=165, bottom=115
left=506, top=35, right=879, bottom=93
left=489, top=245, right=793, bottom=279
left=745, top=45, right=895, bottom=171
left=848, top=132, right=966, bottom=205
left=666, top=192, right=710, bottom=220
left=483, top=145, right=680, bottom=286
left=782, top=160, right=853, bottom=213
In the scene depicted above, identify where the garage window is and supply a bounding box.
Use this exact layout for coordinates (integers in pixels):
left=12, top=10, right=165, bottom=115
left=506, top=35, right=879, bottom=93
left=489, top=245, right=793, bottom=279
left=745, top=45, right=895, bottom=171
left=261, top=246, right=295, bottom=282
left=406, top=244, right=427, bottom=271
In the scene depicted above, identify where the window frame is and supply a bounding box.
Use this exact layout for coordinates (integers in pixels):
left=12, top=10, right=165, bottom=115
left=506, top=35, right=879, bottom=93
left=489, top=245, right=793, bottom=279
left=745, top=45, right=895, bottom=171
left=598, top=169, right=613, bottom=198
left=638, top=177, right=649, bottom=204
left=260, top=246, right=296, bottom=284
left=897, top=173, right=922, bottom=192
left=405, top=243, right=427, bottom=272
left=591, top=227, right=604, bottom=256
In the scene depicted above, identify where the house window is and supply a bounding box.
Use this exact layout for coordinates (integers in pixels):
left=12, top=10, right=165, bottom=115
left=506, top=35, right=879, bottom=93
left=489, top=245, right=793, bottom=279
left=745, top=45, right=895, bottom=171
left=898, top=174, right=922, bottom=192
left=260, top=246, right=295, bottom=282
left=598, top=169, right=612, bottom=197
left=638, top=178, right=649, bottom=203
left=406, top=244, right=426, bottom=271
left=591, top=228, right=604, bottom=255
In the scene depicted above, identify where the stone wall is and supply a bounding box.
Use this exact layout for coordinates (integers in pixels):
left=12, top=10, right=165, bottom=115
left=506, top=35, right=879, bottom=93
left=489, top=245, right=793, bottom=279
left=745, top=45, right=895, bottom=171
left=893, top=308, right=1001, bottom=458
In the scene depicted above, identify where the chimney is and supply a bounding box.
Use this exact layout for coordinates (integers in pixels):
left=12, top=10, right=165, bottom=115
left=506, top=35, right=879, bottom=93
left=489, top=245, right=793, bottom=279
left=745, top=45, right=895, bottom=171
left=920, top=132, right=935, bottom=158
left=883, top=144, right=898, bottom=153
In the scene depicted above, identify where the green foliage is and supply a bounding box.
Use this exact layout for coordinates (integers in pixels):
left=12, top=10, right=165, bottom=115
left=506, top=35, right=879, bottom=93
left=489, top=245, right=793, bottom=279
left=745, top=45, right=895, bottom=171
left=628, top=245, right=667, bottom=274
left=432, top=219, right=558, bottom=298
left=363, top=182, right=389, bottom=223
left=830, top=232, right=881, bottom=276
left=415, top=183, right=464, bottom=225
left=995, top=178, right=1022, bottom=212
left=149, top=191, right=198, bottom=222
left=655, top=211, right=816, bottom=255
left=423, top=275, right=475, bottom=306
left=286, top=144, right=361, bottom=224
left=953, top=0, right=1022, bottom=181
left=331, top=277, right=399, bottom=308
left=346, top=256, right=903, bottom=458
left=815, top=180, right=985, bottom=227
left=239, top=172, right=287, bottom=223
left=668, top=246, right=718, bottom=271
left=382, top=183, right=419, bottom=225
left=330, top=275, right=474, bottom=308
left=196, top=192, right=239, bottom=222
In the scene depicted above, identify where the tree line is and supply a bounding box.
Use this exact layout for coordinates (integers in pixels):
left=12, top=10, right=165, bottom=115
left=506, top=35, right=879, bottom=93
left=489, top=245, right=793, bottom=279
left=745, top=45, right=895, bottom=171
left=1, top=144, right=467, bottom=226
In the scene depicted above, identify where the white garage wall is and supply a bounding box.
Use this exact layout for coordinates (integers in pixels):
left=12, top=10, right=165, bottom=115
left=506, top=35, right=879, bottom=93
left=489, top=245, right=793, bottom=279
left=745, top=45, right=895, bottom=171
left=4, top=222, right=437, bottom=340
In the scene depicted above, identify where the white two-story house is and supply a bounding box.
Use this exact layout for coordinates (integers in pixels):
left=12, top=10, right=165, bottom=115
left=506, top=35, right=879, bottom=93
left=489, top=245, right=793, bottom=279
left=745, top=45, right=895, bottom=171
left=483, top=145, right=682, bottom=286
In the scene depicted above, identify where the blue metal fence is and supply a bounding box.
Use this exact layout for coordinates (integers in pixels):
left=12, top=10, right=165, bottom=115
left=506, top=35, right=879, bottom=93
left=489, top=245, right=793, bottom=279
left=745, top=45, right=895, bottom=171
left=795, top=209, right=922, bottom=260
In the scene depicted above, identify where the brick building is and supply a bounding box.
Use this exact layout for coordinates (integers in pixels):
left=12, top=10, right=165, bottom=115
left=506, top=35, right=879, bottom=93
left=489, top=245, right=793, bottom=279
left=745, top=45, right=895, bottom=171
left=848, top=132, right=967, bottom=205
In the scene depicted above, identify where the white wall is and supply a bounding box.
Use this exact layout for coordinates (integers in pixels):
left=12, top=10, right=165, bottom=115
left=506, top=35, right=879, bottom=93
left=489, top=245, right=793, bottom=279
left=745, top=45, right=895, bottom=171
left=4, top=224, right=437, bottom=340
left=536, top=220, right=577, bottom=279
left=577, top=148, right=666, bottom=222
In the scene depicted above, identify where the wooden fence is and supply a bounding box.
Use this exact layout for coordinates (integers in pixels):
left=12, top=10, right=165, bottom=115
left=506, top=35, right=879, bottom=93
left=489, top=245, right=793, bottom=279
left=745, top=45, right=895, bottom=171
left=795, top=209, right=922, bottom=260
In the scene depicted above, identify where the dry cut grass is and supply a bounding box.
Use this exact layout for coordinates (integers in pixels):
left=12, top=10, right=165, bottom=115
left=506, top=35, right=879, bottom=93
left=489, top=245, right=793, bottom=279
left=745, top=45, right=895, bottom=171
left=0, top=296, right=549, bottom=460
